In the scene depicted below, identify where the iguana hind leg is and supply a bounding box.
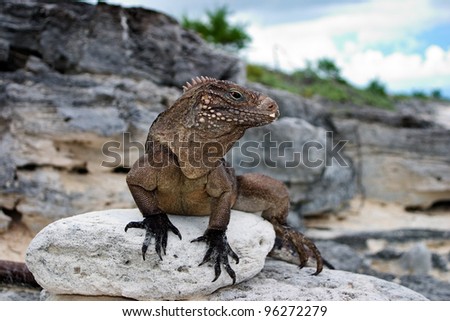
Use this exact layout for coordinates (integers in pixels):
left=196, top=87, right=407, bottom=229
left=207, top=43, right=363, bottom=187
left=233, top=173, right=323, bottom=275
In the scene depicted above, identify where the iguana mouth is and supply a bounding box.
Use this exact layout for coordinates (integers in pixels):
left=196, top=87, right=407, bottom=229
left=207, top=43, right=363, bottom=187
left=194, top=104, right=278, bottom=128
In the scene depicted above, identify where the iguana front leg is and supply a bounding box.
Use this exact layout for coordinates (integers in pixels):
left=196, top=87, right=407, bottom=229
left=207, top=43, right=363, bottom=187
left=233, top=173, right=324, bottom=275
left=125, top=155, right=182, bottom=260
left=191, top=167, right=239, bottom=284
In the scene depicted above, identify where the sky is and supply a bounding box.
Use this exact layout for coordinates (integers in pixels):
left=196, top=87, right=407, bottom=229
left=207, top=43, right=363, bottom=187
left=86, top=0, right=450, bottom=97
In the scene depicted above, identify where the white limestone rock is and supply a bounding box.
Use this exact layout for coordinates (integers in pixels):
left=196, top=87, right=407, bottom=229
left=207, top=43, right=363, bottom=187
left=42, top=259, right=427, bottom=301
left=25, top=209, right=274, bottom=300
left=209, top=259, right=428, bottom=301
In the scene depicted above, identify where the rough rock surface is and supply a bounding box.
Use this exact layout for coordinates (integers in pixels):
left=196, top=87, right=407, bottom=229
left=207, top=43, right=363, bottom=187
left=334, top=110, right=450, bottom=209
left=399, top=275, right=450, bottom=301
left=208, top=259, right=427, bottom=301
left=0, top=284, right=40, bottom=301
left=0, top=1, right=244, bottom=87
left=41, top=259, right=427, bottom=301
left=25, top=209, right=275, bottom=300
left=228, top=116, right=355, bottom=215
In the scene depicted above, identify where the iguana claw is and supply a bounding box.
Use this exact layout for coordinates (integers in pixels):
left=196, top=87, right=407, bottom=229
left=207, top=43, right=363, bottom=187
left=273, top=223, right=324, bottom=275
left=191, top=229, right=239, bottom=284
left=125, top=214, right=182, bottom=260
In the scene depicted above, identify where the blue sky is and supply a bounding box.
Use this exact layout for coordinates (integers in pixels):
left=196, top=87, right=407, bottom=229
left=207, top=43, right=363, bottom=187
left=87, top=0, right=450, bottom=97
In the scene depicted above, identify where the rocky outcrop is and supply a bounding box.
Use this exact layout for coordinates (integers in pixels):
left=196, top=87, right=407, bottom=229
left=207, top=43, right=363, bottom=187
left=334, top=108, right=450, bottom=209
left=25, top=209, right=275, bottom=300
left=209, top=259, right=427, bottom=301
left=0, top=1, right=244, bottom=87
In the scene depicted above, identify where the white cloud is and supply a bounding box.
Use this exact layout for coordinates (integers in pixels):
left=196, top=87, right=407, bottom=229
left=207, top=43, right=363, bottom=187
left=243, top=0, right=450, bottom=94
left=341, top=45, right=450, bottom=92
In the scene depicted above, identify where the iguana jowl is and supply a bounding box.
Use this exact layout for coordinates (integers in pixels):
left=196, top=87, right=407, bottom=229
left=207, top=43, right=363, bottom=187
left=125, top=76, right=323, bottom=283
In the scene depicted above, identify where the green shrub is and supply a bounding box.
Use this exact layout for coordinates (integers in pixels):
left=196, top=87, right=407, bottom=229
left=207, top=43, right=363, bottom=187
left=182, top=6, right=251, bottom=51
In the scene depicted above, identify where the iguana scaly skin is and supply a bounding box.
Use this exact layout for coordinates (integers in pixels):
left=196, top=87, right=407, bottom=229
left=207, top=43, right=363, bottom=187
left=125, top=76, right=323, bottom=283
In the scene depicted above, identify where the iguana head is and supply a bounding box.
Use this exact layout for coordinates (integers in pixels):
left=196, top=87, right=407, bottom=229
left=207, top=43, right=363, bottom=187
left=149, top=77, right=279, bottom=178
left=181, top=76, right=279, bottom=131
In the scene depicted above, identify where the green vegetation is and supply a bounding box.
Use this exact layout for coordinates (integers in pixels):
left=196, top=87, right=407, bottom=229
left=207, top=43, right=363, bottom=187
left=182, top=6, right=251, bottom=51
left=316, top=58, right=343, bottom=81
left=247, top=61, right=395, bottom=110
left=366, top=79, right=387, bottom=96
left=431, top=89, right=442, bottom=99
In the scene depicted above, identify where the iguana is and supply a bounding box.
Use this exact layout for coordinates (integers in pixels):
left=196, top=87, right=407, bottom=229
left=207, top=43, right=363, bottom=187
left=124, top=76, right=324, bottom=284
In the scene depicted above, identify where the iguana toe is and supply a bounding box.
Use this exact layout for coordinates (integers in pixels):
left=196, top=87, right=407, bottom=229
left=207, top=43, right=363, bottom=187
left=192, top=229, right=239, bottom=284
left=125, top=214, right=182, bottom=261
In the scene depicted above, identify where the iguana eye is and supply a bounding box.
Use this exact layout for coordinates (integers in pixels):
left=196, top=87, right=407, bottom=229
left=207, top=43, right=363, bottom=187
left=229, top=90, right=244, bottom=101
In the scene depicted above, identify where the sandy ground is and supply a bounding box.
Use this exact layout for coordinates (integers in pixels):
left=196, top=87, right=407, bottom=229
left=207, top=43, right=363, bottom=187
left=307, top=197, right=450, bottom=236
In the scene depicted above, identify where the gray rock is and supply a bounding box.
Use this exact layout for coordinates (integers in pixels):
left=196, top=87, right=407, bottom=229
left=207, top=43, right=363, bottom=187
left=0, top=284, right=40, bottom=301
left=329, top=229, right=450, bottom=249
left=399, top=243, right=432, bottom=276
left=0, top=1, right=244, bottom=87
left=335, top=115, right=450, bottom=209
left=370, top=248, right=403, bottom=260
left=314, top=241, right=365, bottom=273
left=230, top=117, right=327, bottom=183
left=228, top=117, right=355, bottom=215
left=431, top=253, right=448, bottom=272
left=399, top=275, right=450, bottom=301
left=290, top=158, right=355, bottom=215
left=208, top=259, right=427, bottom=300
left=25, top=209, right=275, bottom=300
left=0, top=0, right=447, bottom=243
